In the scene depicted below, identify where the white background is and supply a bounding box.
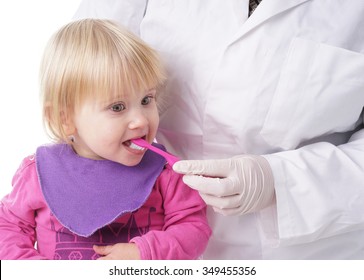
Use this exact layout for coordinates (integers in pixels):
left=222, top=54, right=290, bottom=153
left=0, top=1, right=82, bottom=198
left=2, top=260, right=362, bottom=279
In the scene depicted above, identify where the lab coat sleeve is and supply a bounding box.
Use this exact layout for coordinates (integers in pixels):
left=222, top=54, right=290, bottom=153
left=0, top=157, right=47, bottom=259
left=130, top=167, right=212, bottom=259
left=262, top=122, right=364, bottom=247
left=73, top=0, right=147, bottom=35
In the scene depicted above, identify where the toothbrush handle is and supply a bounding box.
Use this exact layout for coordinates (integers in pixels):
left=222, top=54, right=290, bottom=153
left=148, top=144, right=179, bottom=166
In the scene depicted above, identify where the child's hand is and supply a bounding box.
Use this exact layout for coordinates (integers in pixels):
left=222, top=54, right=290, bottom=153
left=93, top=243, right=141, bottom=260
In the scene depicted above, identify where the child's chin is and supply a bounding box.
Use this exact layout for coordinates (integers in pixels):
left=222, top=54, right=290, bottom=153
left=119, top=157, right=143, bottom=167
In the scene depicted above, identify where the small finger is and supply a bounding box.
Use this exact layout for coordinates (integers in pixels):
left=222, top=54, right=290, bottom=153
left=93, top=245, right=112, bottom=255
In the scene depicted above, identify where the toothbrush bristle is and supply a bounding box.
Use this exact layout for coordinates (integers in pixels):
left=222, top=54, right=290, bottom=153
left=129, top=142, right=145, bottom=151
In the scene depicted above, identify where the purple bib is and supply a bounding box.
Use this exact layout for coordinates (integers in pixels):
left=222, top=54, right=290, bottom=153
left=35, top=143, right=166, bottom=237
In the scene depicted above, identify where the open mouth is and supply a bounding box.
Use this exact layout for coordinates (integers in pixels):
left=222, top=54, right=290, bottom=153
left=123, top=137, right=147, bottom=151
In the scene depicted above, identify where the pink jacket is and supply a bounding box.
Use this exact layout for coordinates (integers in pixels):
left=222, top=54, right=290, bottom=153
left=0, top=155, right=211, bottom=260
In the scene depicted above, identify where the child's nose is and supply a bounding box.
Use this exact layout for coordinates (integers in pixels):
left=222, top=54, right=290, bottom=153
left=128, top=110, right=148, bottom=129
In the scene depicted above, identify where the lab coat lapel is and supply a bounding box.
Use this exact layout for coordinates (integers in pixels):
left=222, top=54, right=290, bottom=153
left=229, top=0, right=311, bottom=45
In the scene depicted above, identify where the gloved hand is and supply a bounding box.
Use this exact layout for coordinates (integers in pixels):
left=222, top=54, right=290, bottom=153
left=173, top=155, right=275, bottom=216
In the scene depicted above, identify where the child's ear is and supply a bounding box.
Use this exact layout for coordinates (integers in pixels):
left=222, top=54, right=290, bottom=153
left=60, top=111, right=76, bottom=136
left=44, top=103, right=76, bottom=137
left=62, top=121, right=76, bottom=136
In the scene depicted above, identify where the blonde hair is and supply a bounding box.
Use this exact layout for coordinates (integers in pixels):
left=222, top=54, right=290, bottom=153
left=40, top=19, right=166, bottom=142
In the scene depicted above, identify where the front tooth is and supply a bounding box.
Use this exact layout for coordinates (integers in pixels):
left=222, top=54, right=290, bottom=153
left=129, top=142, right=145, bottom=151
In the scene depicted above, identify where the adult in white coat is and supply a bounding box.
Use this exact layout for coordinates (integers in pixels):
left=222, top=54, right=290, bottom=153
left=74, top=0, right=364, bottom=259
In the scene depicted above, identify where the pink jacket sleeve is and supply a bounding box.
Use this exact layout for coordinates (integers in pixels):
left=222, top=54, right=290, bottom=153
left=0, top=156, right=47, bottom=259
left=131, top=166, right=212, bottom=259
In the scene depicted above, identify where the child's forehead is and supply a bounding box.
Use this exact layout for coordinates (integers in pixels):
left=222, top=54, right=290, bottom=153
left=86, top=87, right=155, bottom=104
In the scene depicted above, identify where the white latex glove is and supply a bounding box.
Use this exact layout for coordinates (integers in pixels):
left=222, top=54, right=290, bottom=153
left=173, top=155, right=275, bottom=216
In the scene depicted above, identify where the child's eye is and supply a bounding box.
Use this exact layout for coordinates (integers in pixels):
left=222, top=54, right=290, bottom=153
left=110, top=103, right=125, bottom=112
left=141, top=96, right=154, bottom=106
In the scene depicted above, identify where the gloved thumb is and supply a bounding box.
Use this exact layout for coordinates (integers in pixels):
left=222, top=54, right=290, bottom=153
left=173, top=159, right=230, bottom=177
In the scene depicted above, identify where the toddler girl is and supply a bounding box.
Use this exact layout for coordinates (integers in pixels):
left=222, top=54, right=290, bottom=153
left=0, top=19, right=211, bottom=260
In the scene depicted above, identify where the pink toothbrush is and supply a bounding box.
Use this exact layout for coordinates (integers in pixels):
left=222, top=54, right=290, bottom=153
left=131, top=138, right=179, bottom=166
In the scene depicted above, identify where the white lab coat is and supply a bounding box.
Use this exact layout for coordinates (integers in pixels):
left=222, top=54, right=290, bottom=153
left=74, top=0, right=364, bottom=259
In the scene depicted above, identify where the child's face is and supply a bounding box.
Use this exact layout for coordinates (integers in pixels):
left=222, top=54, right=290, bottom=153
left=69, top=88, right=159, bottom=166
